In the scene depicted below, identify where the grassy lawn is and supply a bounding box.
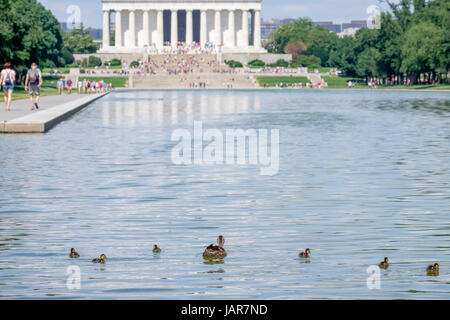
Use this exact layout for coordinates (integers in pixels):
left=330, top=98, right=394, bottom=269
left=322, top=76, right=365, bottom=89
left=8, top=76, right=126, bottom=101
left=79, top=76, right=127, bottom=88
left=323, top=76, right=450, bottom=90
left=11, top=76, right=60, bottom=101
left=257, top=76, right=310, bottom=87
left=42, top=67, right=71, bottom=74
left=308, top=67, right=333, bottom=73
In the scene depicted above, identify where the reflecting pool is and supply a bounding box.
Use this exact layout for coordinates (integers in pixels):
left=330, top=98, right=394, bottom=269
left=0, top=90, right=449, bottom=299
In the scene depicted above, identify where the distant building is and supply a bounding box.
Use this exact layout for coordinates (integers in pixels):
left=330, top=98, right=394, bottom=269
left=261, top=18, right=367, bottom=40
left=88, top=28, right=103, bottom=40
left=60, top=22, right=103, bottom=40
left=100, top=0, right=266, bottom=54
left=260, top=18, right=296, bottom=40
left=337, top=28, right=360, bottom=38
left=278, top=18, right=296, bottom=25
left=60, top=22, right=83, bottom=32
left=341, top=20, right=368, bottom=31
left=261, top=21, right=280, bottom=40
left=337, top=20, right=368, bottom=38
left=314, top=21, right=342, bottom=33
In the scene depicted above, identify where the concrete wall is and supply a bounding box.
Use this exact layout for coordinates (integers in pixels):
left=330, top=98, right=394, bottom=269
left=74, top=52, right=293, bottom=66
left=222, top=53, right=292, bottom=64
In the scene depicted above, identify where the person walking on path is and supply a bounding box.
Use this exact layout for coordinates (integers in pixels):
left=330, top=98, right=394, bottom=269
left=0, top=62, right=16, bottom=111
left=66, top=79, right=73, bottom=94
left=24, top=63, right=43, bottom=110
left=57, top=78, right=64, bottom=95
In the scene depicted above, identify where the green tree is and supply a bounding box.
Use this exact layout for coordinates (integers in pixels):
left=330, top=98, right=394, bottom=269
left=328, top=36, right=357, bottom=76
left=0, top=0, right=64, bottom=76
left=355, top=48, right=381, bottom=78
left=266, top=18, right=338, bottom=67
left=293, top=55, right=322, bottom=68
left=376, top=12, right=403, bottom=80
left=401, top=22, right=447, bottom=83
left=63, top=27, right=98, bottom=54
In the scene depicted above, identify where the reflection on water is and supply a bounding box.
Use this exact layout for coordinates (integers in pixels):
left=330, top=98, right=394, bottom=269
left=100, top=91, right=260, bottom=126
left=0, top=90, right=449, bottom=299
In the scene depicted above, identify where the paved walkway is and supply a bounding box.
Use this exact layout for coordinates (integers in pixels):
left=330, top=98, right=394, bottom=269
left=0, top=94, right=93, bottom=122
left=1, top=93, right=108, bottom=133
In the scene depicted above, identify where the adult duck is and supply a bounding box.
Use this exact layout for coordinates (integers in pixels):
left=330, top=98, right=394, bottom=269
left=203, top=235, right=227, bottom=260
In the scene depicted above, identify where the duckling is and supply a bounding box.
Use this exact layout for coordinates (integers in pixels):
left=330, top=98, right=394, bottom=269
left=203, top=235, right=227, bottom=260
left=379, top=257, right=389, bottom=269
left=69, top=248, right=80, bottom=258
left=299, top=248, right=311, bottom=258
left=426, top=263, right=439, bottom=275
left=153, top=244, right=161, bottom=253
left=92, top=254, right=107, bottom=264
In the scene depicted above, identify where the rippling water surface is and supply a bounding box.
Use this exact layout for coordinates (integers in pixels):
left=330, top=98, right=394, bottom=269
left=0, top=90, right=449, bottom=299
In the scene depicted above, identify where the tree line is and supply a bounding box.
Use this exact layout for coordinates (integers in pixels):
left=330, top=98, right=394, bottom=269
left=0, top=0, right=97, bottom=81
left=265, top=0, right=449, bottom=84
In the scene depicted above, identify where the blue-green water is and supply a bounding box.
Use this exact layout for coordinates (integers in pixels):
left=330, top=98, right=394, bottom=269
left=0, top=90, right=449, bottom=299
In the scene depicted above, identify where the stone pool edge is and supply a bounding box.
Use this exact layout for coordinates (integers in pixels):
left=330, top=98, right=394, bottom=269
left=0, top=92, right=109, bottom=134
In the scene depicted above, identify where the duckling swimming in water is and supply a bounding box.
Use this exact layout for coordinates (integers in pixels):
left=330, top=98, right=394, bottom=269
left=203, top=235, right=227, bottom=260
left=379, top=257, right=389, bottom=269
left=426, top=263, right=439, bottom=275
left=153, top=244, right=161, bottom=253
left=299, top=248, right=311, bottom=258
left=92, top=254, right=107, bottom=264
left=69, top=248, right=80, bottom=258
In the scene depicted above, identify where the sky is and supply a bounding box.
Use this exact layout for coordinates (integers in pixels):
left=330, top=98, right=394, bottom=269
left=39, top=0, right=393, bottom=29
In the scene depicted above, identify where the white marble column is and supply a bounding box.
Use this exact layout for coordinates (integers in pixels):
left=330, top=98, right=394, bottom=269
left=200, top=10, right=207, bottom=47
left=115, top=10, right=122, bottom=47
left=241, top=10, right=249, bottom=47
left=156, top=10, right=164, bottom=49
left=171, top=10, right=178, bottom=47
left=214, top=10, right=221, bottom=46
left=102, top=11, right=110, bottom=49
left=254, top=9, right=261, bottom=48
left=228, top=10, right=235, bottom=47
left=186, top=10, right=193, bottom=45
left=129, top=10, right=136, bottom=47
left=143, top=10, right=149, bottom=46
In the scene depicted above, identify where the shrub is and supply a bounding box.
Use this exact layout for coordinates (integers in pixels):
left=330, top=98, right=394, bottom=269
left=226, top=60, right=243, bottom=68
left=109, top=58, right=122, bottom=66
left=248, top=59, right=265, bottom=67
left=88, top=56, right=102, bottom=67
left=130, top=60, right=139, bottom=68
left=270, top=59, right=289, bottom=67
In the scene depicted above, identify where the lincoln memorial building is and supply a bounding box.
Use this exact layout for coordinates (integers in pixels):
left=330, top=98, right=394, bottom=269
left=100, top=0, right=266, bottom=53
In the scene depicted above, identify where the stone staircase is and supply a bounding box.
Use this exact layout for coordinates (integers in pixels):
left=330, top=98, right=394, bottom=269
left=307, top=73, right=325, bottom=84
left=131, top=73, right=256, bottom=89
left=144, top=53, right=222, bottom=73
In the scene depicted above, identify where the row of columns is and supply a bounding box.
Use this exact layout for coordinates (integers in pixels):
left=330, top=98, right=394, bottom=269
left=103, top=9, right=261, bottom=50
